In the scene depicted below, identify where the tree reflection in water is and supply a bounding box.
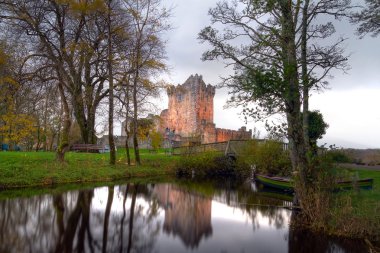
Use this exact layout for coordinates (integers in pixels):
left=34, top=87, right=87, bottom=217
left=288, top=225, right=368, bottom=253
left=0, top=185, right=161, bottom=253
left=0, top=180, right=369, bottom=253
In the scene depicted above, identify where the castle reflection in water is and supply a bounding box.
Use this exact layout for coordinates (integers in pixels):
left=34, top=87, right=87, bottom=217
left=153, top=184, right=212, bottom=248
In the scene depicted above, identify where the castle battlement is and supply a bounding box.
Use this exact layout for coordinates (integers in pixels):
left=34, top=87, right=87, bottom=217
left=167, top=74, right=215, bottom=96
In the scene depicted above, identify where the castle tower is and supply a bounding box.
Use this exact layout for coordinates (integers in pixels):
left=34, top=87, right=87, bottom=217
left=160, top=74, right=216, bottom=139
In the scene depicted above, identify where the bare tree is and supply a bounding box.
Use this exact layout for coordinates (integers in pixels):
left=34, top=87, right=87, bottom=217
left=352, top=0, right=380, bottom=37
left=299, top=0, right=351, bottom=153
left=120, top=0, right=170, bottom=165
left=0, top=0, right=110, bottom=145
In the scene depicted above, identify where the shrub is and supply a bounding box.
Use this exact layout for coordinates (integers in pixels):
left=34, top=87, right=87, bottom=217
left=326, top=149, right=352, bottom=163
left=175, top=151, right=249, bottom=179
left=150, top=131, right=162, bottom=151
left=237, top=139, right=292, bottom=177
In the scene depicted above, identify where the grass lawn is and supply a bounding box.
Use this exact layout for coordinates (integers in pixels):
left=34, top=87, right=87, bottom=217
left=0, top=148, right=179, bottom=189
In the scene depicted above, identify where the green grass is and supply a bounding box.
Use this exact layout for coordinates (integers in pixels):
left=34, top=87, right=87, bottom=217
left=0, top=175, right=174, bottom=200
left=326, top=168, right=380, bottom=241
left=344, top=169, right=380, bottom=214
left=0, top=148, right=179, bottom=189
left=331, top=168, right=380, bottom=214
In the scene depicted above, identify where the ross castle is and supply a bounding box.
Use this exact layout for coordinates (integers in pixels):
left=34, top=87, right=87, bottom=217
left=160, top=74, right=252, bottom=144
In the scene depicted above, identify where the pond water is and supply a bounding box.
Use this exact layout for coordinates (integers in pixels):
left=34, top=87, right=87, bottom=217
left=0, top=179, right=368, bottom=253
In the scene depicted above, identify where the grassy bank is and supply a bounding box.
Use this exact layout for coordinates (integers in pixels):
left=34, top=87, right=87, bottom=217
left=0, top=149, right=179, bottom=189
left=298, top=167, right=380, bottom=243
left=334, top=169, right=380, bottom=239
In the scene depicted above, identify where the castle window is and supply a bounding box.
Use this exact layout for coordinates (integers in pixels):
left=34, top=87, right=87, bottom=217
left=201, top=119, right=206, bottom=125
left=177, top=93, right=183, bottom=102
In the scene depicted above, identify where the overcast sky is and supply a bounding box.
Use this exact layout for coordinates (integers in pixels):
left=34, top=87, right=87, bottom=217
left=156, top=0, right=380, bottom=149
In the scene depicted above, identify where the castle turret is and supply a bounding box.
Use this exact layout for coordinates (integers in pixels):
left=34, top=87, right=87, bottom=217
left=164, top=74, right=216, bottom=138
left=160, top=74, right=251, bottom=144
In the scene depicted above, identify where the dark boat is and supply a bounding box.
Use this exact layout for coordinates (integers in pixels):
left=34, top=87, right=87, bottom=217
left=255, top=174, right=374, bottom=192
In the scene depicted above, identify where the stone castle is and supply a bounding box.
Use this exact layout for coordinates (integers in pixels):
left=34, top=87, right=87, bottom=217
left=160, top=74, right=251, bottom=144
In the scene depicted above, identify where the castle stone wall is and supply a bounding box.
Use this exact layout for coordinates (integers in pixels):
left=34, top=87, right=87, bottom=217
left=215, top=126, right=252, bottom=142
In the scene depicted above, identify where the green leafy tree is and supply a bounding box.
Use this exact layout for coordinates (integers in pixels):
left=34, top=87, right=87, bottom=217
left=199, top=0, right=350, bottom=188
left=306, top=110, right=329, bottom=153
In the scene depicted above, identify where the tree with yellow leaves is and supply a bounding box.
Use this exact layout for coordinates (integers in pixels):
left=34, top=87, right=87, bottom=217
left=0, top=106, right=36, bottom=150
left=0, top=44, right=36, bottom=150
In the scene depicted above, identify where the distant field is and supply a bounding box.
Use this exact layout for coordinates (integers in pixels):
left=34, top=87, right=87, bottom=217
left=339, top=163, right=380, bottom=171
left=342, top=149, right=380, bottom=166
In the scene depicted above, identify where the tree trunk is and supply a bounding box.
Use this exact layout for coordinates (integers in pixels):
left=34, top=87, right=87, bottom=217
left=56, top=77, right=71, bottom=163
left=125, top=82, right=131, bottom=166
left=107, top=0, right=116, bottom=165
left=72, top=92, right=97, bottom=145
left=49, top=132, right=56, bottom=151
left=280, top=1, right=308, bottom=187
left=125, top=124, right=131, bottom=166
left=88, top=108, right=97, bottom=144
left=132, top=71, right=141, bottom=165
left=43, top=89, right=49, bottom=151
left=35, top=121, right=41, bottom=152
left=301, top=0, right=310, bottom=154
left=72, top=93, right=89, bottom=143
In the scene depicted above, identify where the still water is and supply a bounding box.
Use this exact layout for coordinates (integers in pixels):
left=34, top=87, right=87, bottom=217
left=0, top=180, right=368, bottom=253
